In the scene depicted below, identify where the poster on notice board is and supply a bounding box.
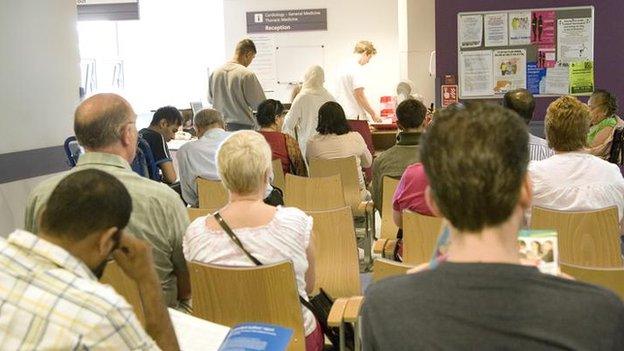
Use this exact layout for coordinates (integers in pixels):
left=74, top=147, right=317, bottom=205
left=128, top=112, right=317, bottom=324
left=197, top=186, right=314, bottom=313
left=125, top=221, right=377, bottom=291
left=460, top=15, right=483, bottom=48
left=484, top=13, right=508, bottom=47
left=531, top=11, right=556, bottom=45
left=509, top=11, right=531, bottom=45
left=493, top=49, right=526, bottom=94
left=569, top=61, right=594, bottom=94
left=460, top=50, right=493, bottom=96
left=557, top=17, right=593, bottom=64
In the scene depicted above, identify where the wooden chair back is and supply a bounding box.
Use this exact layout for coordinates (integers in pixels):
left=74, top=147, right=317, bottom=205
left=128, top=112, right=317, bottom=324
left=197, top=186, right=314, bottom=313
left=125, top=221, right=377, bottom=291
left=189, top=261, right=305, bottom=351
left=272, top=158, right=286, bottom=190
left=197, top=178, right=229, bottom=209
left=380, top=176, right=400, bottom=239
left=307, top=206, right=361, bottom=298
left=100, top=261, right=145, bottom=325
left=531, top=206, right=623, bottom=267
left=402, top=211, right=444, bottom=265
left=308, top=156, right=362, bottom=212
left=284, top=174, right=346, bottom=211
left=560, top=262, right=624, bottom=300
left=372, top=258, right=414, bottom=283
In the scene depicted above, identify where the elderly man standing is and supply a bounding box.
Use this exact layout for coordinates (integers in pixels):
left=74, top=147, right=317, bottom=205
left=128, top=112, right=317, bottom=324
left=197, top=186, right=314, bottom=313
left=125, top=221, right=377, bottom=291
left=25, top=93, right=191, bottom=309
left=209, top=39, right=266, bottom=131
left=177, top=109, right=231, bottom=207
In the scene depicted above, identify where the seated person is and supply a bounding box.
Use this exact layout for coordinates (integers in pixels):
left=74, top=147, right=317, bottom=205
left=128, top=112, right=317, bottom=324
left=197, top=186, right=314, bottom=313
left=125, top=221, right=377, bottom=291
left=529, top=95, right=624, bottom=231
left=177, top=109, right=231, bottom=207
left=306, top=101, right=373, bottom=200
left=139, top=106, right=183, bottom=184
left=371, top=99, right=427, bottom=213
left=257, top=99, right=307, bottom=176
left=503, top=88, right=554, bottom=161
left=3, top=169, right=177, bottom=350
left=184, top=131, right=323, bottom=351
left=392, top=162, right=434, bottom=228
left=26, top=93, right=191, bottom=309
left=587, top=89, right=624, bottom=159
left=362, top=102, right=624, bottom=350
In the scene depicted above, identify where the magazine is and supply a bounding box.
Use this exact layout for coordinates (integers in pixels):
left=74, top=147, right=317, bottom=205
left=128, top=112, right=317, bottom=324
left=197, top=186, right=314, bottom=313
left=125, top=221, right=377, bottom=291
left=517, top=229, right=558, bottom=275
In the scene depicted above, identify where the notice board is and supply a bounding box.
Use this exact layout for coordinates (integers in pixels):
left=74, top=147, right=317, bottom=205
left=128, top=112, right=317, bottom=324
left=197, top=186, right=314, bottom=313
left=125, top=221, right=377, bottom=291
left=457, top=6, right=594, bottom=99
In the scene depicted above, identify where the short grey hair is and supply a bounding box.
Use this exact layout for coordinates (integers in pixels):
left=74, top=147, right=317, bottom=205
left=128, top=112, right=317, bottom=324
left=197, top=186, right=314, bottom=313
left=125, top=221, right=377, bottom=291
left=194, top=109, right=224, bottom=129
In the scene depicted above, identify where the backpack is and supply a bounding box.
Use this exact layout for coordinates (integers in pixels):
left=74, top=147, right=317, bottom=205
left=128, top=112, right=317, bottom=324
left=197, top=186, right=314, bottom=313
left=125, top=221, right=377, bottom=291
left=608, top=127, right=624, bottom=174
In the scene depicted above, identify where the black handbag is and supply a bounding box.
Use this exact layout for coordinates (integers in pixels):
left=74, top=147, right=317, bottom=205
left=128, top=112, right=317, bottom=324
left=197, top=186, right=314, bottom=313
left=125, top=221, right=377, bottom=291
left=214, top=212, right=354, bottom=350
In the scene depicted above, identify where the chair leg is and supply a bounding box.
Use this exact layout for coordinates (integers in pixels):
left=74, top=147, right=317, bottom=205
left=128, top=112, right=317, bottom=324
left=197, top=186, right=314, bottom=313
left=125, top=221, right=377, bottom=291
left=364, top=209, right=373, bottom=271
left=339, top=322, right=346, bottom=351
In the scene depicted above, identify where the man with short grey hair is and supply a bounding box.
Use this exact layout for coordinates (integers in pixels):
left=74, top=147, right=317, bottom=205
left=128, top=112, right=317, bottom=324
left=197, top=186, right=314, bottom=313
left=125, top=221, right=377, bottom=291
left=25, top=93, right=191, bottom=309
left=177, top=108, right=231, bottom=207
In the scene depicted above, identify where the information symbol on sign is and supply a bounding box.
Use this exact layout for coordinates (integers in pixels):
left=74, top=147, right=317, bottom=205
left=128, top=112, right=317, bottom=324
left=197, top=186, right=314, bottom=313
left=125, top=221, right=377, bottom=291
left=254, top=14, right=264, bottom=23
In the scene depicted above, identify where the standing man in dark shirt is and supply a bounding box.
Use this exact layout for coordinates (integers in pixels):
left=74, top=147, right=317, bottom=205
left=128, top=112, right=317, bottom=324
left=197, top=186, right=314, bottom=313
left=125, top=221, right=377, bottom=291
left=361, top=103, right=624, bottom=351
left=139, top=106, right=183, bottom=184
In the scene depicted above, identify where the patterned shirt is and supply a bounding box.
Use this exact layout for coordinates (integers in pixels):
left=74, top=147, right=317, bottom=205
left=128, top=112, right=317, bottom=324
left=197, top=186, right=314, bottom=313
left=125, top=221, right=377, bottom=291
left=24, top=152, right=190, bottom=307
left=0, top=230, right=158, bottom=350
left=528, top=133, right=554, bottom=161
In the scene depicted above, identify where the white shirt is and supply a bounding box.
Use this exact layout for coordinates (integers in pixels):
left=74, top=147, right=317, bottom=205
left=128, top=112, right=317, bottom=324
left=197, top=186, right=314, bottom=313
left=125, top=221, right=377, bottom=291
left=283, top=90, right=335, bottom=156
left=183, top=206, right=316, bottom=336
left=177, top=128, right=232, bottom=207
left=335, top=61, right=369, bottom=121
left=529, top=152, right=624, bottom=228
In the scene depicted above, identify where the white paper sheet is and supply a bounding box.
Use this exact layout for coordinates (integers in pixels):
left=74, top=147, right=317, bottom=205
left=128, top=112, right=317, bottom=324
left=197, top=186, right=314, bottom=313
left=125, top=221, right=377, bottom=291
left=459, top=15, right=483, bottom=48
left=544, top=66, right=570, bottom=95
left=169, top=308, right=231, bottom=351
left=484, top=13, right=508, bottom=47
left=557, top=18, right=593, bottom=64
left=460, top=50, right=493, bottom=97
left=248, top=35, right=277, bottom=93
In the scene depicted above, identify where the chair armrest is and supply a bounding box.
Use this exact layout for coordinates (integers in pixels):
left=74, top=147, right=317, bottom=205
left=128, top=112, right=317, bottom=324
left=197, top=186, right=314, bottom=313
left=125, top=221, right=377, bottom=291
left=343, top=296, right=364, bottom=323
left=327, top=297, right=349, bottom=327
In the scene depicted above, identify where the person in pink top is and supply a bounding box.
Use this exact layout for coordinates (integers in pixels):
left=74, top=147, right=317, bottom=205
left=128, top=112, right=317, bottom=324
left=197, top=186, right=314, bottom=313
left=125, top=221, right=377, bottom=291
left=392, top=162, right=434, bottom=228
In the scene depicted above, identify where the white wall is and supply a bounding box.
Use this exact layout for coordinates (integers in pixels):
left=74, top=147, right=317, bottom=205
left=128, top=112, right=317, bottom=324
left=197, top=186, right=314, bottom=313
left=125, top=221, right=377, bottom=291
left=0, top=0, right=80, bottom=236
left=0, top=0, right=80, bottom=154
left=223, top=0, right=400, bottom=110
left=399, top=0, right=436, bottom=105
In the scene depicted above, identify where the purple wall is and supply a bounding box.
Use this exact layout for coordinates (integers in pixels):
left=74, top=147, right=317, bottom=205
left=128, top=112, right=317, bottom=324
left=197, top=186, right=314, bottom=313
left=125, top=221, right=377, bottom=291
left=436, top=0, right=624, bottom=120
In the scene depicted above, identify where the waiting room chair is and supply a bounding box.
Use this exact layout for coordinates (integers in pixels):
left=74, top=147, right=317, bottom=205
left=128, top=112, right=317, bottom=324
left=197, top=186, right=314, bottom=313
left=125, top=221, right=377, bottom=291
left=100, top=261, right=145, bottom=326
left=63, top=136, right=83, bottom=167
left=402, top=211, right=444, bottom=265
left=372, top=258, right=414, bottom=283
left=196, top=178, right=229, bottom=209
left=309, top=156, right=375, bottom=265
left=187, top=208, right=219, bottom=222
left=189, top=260, right=307, bottom=351
left=531, top=206, right=623, bottom=267
left=306, top=206, right=362, bottom=298
left=284, top=174, right=346, bottom=211
left=560, top=262, right=624, bottom=300
left=272, top=158, right=286, bottom=190
left=347, top=120, right=375, bottom=183
left=380, top=176, right=400, bottom=240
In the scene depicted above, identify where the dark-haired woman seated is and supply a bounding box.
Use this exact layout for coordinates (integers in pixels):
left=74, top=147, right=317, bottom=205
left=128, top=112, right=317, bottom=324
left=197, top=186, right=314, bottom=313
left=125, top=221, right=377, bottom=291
left=256, top=99, right=307, bottom=176
left=306, top=101, right=373, bottom=200
left=587, top=89, right=624, bottom=159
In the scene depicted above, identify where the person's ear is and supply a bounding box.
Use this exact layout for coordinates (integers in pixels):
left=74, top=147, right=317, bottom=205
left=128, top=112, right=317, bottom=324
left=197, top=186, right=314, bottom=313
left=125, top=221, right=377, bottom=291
left=425, top=186, right=443, bottom=218
left=97, top=227, right=118, bottom=257
left=518, top=173, right=533, bottom=211
left=158, top=119, right=168, bottom=130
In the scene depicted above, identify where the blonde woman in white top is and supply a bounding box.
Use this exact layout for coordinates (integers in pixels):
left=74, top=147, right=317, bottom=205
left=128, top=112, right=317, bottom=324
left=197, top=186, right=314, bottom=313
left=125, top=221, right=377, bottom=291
left=183, top=131, right=323, bottom=351
left=283, top=65, right=335, bottom=156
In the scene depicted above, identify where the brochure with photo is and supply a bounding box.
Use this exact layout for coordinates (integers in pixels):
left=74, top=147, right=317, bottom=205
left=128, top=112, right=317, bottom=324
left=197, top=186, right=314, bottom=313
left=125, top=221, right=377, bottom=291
left=518, top=229, right=558, bottom=275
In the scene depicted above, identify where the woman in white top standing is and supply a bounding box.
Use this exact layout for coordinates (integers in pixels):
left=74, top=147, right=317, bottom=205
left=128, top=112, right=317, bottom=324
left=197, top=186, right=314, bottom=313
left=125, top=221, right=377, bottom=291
left=306, top=101, right=373, bottom=200
left=529, top=95, right=624, bottom=231
left=283, top=65, right=335, bottom=156
left=335, top=41, right=382, bottom=123
left=183, top=131, right=323, bottom=351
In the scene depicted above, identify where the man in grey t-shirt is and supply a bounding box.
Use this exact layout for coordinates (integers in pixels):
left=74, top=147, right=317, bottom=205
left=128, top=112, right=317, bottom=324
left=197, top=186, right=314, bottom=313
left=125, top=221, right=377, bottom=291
left=362, top=103, right=624, bottom=350
left=209, top=39, right=266, bottom=131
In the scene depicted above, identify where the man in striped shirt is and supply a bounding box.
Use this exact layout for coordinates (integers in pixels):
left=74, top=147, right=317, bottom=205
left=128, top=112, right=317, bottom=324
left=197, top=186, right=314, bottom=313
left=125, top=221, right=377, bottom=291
left=503, top=89, right=554, bottom=161
left=0, top=169, right=178, bottom=350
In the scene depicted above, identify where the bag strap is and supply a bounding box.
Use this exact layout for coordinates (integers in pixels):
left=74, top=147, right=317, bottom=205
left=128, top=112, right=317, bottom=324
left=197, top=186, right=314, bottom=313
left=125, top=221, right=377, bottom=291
left=213, top=212, right=315, bottom=311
